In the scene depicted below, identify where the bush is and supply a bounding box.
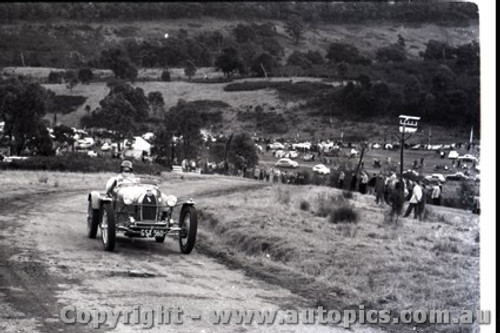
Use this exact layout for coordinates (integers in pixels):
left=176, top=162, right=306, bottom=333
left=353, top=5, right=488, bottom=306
left=48, top=71, right=63, bottom=84
left=329, top=205, right=358, bottom=224
left=299, top=200, right=310, bottom=211
left=342, top=190, right=354, bottom=199
left=315, top=192, right=344, bottom=217
left=160, top=70, right=171, bottom=82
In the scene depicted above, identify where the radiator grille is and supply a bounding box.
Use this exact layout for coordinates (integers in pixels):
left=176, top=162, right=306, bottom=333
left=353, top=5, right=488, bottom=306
left=141, top=194, right=157, bottom=220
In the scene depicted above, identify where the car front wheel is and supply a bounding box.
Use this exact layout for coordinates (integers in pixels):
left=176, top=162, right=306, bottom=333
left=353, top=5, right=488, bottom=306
left=178, top=205, right=197, bottom=254
left=100, top=203, right=116, bottom=251
left=87, top=201, right=100, bottom=238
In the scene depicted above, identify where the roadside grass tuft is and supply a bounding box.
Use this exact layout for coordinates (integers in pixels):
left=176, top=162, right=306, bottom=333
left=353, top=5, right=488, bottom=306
left=329, top=205, right=359, bottom=224
left=315, top=192, right=345, bottom=217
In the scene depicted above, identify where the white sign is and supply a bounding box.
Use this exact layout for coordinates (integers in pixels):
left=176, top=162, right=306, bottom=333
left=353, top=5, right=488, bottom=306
left=399, top=115, right=420, bottom=133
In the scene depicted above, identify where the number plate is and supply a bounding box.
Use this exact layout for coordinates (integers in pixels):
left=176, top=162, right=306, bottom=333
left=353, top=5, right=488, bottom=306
left=140, top=229, right=165, bottom=238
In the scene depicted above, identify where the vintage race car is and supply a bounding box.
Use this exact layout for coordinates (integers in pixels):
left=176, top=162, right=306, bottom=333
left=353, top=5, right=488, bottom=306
left=87, top=176, right=197, bottom=253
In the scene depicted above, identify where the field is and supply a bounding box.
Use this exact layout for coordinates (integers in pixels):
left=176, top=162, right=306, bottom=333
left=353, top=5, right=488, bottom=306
left=0, top=170, right=480, bottom=332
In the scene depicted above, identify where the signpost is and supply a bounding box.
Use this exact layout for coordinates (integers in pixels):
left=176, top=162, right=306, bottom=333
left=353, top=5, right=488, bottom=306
left=398, top=115, right=420, bottom=204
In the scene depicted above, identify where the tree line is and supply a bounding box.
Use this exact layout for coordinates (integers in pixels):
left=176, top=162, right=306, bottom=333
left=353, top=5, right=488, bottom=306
left=0, top=2, right=477, bottom=25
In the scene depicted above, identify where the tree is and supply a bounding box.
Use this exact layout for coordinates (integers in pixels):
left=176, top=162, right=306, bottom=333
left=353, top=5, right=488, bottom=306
left=64, top=70, right=78, bottom=91
left=148, top=91, right=165, bottom=115
left=421, top=40, right=455, bottom=61
left=0, top=77, right=54, bottom=155
left=99, top=47, right=138, bottom=82
left=285, top=14, right=305, bottom=45
left=287, top=51, right=313, bottom=69
left=78, top=68, right=94, bottom=84
left=151, top=126, right=174, bottom=166
left=326, top=42, right=371, bottom=65
left=375, top=45, right=406, bottom=62
left=160, top=69, right=171, bottom=82
left=232, top=24, right=256, bottom=44
left=214, top=47, right=244, bottom=78
left=81, top=82, right=149, bottom=136
left=251, top=53, right=278, bottom=78
left=184, top=60, right=197, bottom=80
left=48, top=71, right=63, bottom=84
left=165, top=100, right=203, bottom=160
left=227, top=132, right=258, bottom=171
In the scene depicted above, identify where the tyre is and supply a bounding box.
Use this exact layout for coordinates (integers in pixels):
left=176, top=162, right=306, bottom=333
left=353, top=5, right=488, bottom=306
left=100, top=203, right=116, bottom=251
left=178, top=205, right=197, bottom=254
left=87, top=200, right=100, bottom=239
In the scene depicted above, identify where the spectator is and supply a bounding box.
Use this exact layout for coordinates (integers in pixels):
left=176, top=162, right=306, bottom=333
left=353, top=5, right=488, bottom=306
left=368, top=173, right=377, bottom=194
left=359, top=172, right=369, bottom=194
left=375, top=174, right=386, bottom=204
left=403, top=180, right=423, bottom=219
left=338, top=171, right=345, bottom=189
left=431, top=183, right=442, bottom=205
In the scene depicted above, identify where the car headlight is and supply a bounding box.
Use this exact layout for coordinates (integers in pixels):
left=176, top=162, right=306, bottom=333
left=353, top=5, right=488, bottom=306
left=165, top=195, right=177, bottom=207
left=123, top=193, right=135, bottom=205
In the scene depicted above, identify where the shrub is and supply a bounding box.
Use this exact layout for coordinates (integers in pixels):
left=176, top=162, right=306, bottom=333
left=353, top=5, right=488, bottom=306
left=160, top=70, right=171, bottom=82
left=48, top=71, right=63, bottom=84
left=329, top=205, right=358, bottom=224
left=315, top=192, right=344, bottom=217
left=299, top=200, right=310, bottom=211
left=342, top=190, right=353, bottom=199
left=38, top=175, right=49, bottom=183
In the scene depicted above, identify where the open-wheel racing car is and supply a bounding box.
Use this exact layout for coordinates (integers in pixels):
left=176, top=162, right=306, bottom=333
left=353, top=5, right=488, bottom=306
left=87, top=176, right=197, bottom=253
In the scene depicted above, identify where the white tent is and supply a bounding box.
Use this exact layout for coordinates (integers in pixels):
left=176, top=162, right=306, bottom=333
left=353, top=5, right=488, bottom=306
left=123, top=136, right=151, bottom=160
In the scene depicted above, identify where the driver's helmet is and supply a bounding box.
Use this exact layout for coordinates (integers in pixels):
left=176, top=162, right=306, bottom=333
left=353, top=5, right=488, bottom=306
left=120, top=160, right=133, bottom=173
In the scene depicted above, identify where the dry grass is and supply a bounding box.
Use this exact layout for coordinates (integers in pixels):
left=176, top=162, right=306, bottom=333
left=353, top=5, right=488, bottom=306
left=196, top=180, right=480, bottom=331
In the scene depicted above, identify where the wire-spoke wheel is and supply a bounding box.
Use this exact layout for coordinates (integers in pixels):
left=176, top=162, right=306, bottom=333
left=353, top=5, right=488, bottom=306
left=178, top=205, right=197, bottom=254
left=87, top=201, right=100, bottom=238
left=100, top=203, right=116, bottom=251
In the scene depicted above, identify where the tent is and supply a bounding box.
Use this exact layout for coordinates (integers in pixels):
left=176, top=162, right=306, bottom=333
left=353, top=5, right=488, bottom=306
left=123, top=136, right=151, bottom=160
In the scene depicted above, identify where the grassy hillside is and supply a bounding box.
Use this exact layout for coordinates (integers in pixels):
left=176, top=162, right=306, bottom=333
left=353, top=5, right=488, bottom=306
left=39, top=77, right=473, bottom=143
left=1, top=17, right=479, bottom=142
left=0, top=19, right=478, bottom=68
left=195, top=178, right=479, bottom=332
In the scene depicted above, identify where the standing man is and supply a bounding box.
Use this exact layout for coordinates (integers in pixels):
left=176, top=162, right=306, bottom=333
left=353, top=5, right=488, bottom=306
left=431, top=183, right=442, bottom=206
left=403, top=180, right=423, bottom=219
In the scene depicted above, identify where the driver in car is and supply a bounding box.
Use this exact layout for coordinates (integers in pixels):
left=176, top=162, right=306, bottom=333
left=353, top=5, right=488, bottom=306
left=105, top=160, right=139, bottom=196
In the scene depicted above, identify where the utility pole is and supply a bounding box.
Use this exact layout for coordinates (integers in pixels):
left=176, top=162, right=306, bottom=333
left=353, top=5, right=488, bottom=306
left=398, top=115, right=420, bottom=205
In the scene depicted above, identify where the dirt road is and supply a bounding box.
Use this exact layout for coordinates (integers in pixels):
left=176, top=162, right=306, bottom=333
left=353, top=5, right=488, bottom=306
left=0, top=178, right=382, bottom=333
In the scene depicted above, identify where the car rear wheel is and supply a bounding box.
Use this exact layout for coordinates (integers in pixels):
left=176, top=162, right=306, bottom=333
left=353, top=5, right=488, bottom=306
left=178, top=205, right=197, bottom=254
left=100, top=203, right=116, bottom=251
left=87, top=201, right=100, bottom=238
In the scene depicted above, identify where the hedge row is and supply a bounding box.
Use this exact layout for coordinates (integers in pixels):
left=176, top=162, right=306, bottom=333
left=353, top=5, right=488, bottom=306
left=0, top=155, right=167, bottom=174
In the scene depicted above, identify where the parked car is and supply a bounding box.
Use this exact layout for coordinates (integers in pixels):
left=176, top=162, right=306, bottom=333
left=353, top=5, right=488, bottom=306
left=274, top=150, right=286, bottom=158
left=302, top=153, right=314, bottom=161
left=87, top=150, right=98, bottom=158
left=448, top=150, right=459, bottom=159
left=101, top=142, right=112, bottom=151
left=87, top=176, right=197, bottom=253
left=458, top=154, right=479, bottom=163
left=425, top=173, right=446, bottom=183
left=312, top=164, right=330, bottom=175
left=275, top=158, right=299, bottom=168
left=285, top=150, right=299, bottom=159
left=446, top=172, right=470, bottom=181
left=268, top=142, right=285, bottom=150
